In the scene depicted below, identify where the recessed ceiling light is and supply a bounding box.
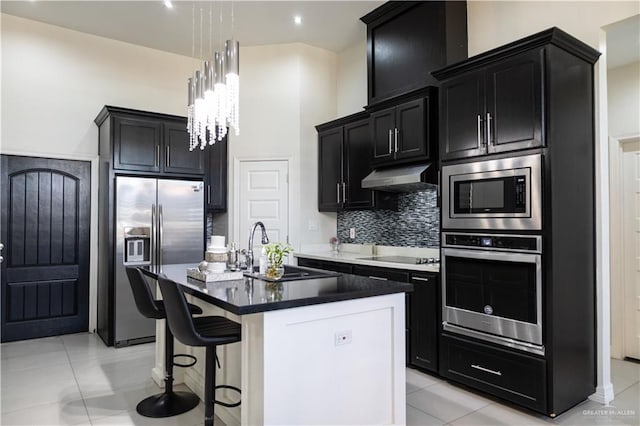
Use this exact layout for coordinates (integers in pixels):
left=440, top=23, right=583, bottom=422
left=164, top=0, right=173, bottom=9
left=294, top=15, right=303, bottom=26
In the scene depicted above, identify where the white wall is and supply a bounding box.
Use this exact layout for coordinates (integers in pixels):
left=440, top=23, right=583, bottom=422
left=608, top=62, right=640, bottom=138
left=336, top=38, right=367, bottom=116
left=467, top=1, right=639, bottom=54
left=1, top=14, right=193, bottom=159
left=1, top=14, right=338, bottom=331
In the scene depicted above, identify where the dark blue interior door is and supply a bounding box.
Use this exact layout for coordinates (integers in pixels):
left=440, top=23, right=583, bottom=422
left=1, top=155, right=90, bottom=342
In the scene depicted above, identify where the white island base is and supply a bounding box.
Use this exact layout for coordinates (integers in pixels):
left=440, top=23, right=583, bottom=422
left=152, top=292, right=407, bottom=425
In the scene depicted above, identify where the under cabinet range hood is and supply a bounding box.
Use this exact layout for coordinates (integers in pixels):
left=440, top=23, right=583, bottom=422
left=361, top=163, right=437, bottom=192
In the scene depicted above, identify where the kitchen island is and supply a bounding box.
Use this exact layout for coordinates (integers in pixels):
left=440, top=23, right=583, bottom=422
left=142, top=264, right=411, bottom=426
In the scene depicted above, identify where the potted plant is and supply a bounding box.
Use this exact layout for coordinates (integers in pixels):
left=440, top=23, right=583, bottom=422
left=265, top=242, right=293, bottom=280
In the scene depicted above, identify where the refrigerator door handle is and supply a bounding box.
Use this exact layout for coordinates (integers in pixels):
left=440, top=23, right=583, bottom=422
left=151, top=204, right=157, bottom=266
left=158, top=204, right=164, bottom=266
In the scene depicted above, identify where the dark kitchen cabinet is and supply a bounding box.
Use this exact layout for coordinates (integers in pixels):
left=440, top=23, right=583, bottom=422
left=204, top=137, right=228, bottom=212
left=112, top=115, right=162, bottom=172
left=360, top=1, right=467, bottom=106
left=371, top=99, right=427, bottom=163
left=437, top=48, right=544, bottom=161
left=163, top=121, right=205, bottom=175
left=317, top=113, right=376, bottom=212
left=441, top=333, right=546, bottom=413
left=99, top=106, right=204, bottom=177
left=368, top=88, right=438, bottom=167
left=435, top=28, right=601, bottom=416
left=410, top=273, right=439, bottom=373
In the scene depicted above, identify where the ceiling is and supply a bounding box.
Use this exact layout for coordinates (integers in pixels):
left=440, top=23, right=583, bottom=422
left=1, top=2, right=637, bottom=67
left=0, top=1, right=384, bottom=55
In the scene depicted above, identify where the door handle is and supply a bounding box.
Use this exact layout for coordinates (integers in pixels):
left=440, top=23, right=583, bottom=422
left=342, top=182, right=346, bottom=203
left=477, top=115, right=484, bottom=148
left=388, top=129, right=393, bottom=154
left=412, top=276, right=430, bottom=282
left=165, top=145, right=170, bottom=167
left=336, top=183, right=341, bottom=204
left=151, top=205, right=156, bottom=266
left=207, top=184, right=211, bottom=205
left=158, top=204, right=164, bottom=266
left=394, top=128, right=399, bottom=153
left=155, top=146, right=160, bottom=167
left=0, top=242, right=4, bottom=263
left=486, top=112, right=493, bottom=148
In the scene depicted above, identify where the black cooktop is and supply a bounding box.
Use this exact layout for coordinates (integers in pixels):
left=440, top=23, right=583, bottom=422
left=357, top=256, right=439, bottom=265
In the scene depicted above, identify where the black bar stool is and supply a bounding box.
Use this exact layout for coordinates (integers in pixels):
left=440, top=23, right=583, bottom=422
left=157, top=275, right=241, bottom=426
left=126, top=267, right=202, bottom=418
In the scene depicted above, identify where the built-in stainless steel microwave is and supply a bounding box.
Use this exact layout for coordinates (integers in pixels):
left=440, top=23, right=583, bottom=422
left=442, top=154, right=542, bottom=230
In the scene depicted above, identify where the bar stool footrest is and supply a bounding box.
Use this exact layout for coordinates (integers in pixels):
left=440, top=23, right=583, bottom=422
left=215, top=385, right=241, bottom=408
left=173, top=353, right=197, bottom=368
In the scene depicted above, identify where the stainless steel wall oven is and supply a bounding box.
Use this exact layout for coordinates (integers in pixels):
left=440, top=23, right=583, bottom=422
left=442, top=154, right=542, bottom=230
left=442, top=232, right=544, bottom=355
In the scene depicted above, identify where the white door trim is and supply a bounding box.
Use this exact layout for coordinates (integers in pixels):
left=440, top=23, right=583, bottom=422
left=610, top=134, right=640, bottom=359
left=232, top=157, right=292, bottom=250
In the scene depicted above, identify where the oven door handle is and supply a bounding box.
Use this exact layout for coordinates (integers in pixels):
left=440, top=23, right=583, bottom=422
left=442, top=247, right=541, bottom=263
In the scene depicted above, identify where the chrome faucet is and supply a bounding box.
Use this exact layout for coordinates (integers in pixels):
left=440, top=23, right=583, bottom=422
left=247, top=221, right=269, bottom=271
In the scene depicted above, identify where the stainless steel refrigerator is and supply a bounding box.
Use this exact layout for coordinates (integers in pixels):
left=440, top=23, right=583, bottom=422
left=113, top=176, right=203, bottom=347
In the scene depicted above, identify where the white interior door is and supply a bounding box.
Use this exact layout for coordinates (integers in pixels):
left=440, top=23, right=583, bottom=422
left=237, top=160, right=289, bottom=260
left=623, top=140, right=640, bottom=360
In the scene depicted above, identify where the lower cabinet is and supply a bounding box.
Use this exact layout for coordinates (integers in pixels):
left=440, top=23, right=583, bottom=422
left=409, top=273, right=439, bottom=373
left=440, top=333, right=547, bottom=412
left=296, top=257, right=439, bottom=372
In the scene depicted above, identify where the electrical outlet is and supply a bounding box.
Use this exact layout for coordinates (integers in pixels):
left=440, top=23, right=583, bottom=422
left=335, top=330, right=352, bottom=346
left=349, top=227, right=355, bottom=239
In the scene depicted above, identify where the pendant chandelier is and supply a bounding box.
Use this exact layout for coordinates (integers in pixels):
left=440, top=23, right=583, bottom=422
left=187, top=3, right=239, bottom=151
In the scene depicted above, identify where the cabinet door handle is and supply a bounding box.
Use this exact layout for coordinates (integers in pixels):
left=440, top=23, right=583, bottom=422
left=342, top=182, right=346, bottom=203
left=394, top=128, right=399, bottom=153
left=368, top=276, right=388, bottom=281
left=207, top=184, right=211, bottom=205
left=336, top=183, right=341, bottom=204
left=477, top=115, right=484, bottom=148
left=486, top=112, right=493, bottom=147
left=412, top=277, right=430, bottom=282
left=165, top=145, right=170, bottom=167
left=155, top=146, right=160, bottom=167
left=471, top=364, right=502, bottom=376
left=388, top=129, right=393, bottom=154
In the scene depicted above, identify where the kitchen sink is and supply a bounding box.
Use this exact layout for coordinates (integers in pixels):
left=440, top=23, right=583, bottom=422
left=243, top=264, right=340, bottom=282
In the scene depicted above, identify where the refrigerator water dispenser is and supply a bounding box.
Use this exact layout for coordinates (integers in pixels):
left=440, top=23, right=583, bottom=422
left=124, top=227, right=151, bottom=264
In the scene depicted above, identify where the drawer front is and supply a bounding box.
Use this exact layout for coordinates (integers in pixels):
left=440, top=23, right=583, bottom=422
left=296, top=258, right=353, bottom=274
left=352, top=265, right=409, bottom=282
left=441, top=333, right=547, bottom=413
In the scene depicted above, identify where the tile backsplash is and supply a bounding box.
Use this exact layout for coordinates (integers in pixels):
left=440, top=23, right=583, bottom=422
left=337, top=188, right=440, bottom=248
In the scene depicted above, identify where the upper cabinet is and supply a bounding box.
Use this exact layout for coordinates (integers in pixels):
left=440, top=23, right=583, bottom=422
left=368, top=87, right=438, bottom=167
left=317, top=113, right=377, bottom=212
left=433, top=28, right=600, bottom=163
left=438, top=49, right=544, bottom=161
left=204, top=137, right=228, bottom=212
left=361, top=1, right=467, bottom=106
left=96, top=106, right=205, bottom=176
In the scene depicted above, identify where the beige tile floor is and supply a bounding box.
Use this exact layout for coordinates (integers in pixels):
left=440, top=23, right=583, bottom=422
left=1, top=333, right=638, bottom=425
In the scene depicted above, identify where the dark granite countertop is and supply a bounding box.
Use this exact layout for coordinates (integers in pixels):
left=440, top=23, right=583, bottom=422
left=141, top=263, right=413, bottom=316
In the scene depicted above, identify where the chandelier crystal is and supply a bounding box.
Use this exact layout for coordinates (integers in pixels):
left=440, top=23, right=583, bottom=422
left=187, top=6, right=239, bottom=151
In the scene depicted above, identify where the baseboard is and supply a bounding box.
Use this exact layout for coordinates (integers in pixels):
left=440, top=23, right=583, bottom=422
left=589, top=383, right=615, bottom=405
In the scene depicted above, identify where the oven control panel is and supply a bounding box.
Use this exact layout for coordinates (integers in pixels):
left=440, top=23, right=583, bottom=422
left=444, top=233, right=540, bottom=252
